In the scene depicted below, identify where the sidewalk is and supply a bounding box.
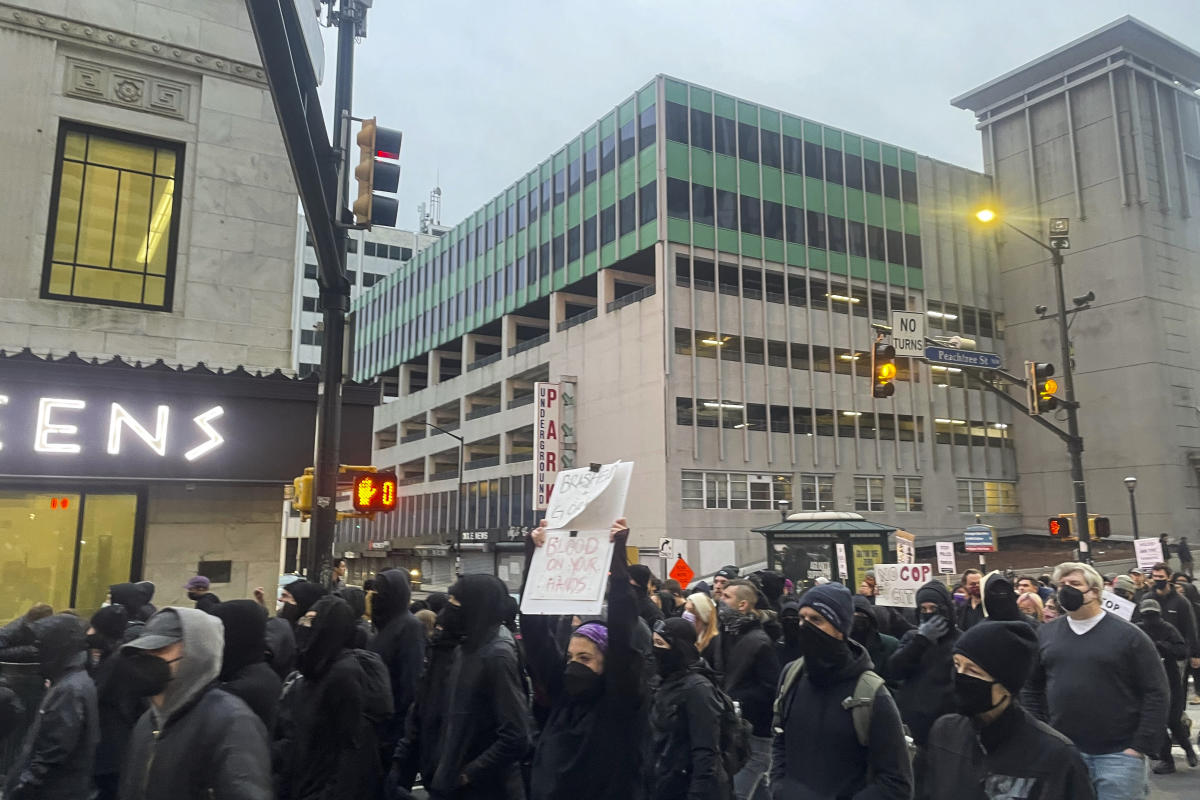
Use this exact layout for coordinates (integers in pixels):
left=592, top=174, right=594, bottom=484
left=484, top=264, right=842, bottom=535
left=1151, top=705, right=1200, bottom=798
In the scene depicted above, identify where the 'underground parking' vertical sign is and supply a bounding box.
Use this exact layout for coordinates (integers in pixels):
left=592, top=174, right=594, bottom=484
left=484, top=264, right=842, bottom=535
left=534, top=382, right=561, bottom=510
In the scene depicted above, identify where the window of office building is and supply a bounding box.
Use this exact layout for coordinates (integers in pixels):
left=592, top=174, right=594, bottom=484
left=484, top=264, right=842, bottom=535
left=894, top=477, right=923, bottom=512
left=43, top=124, right=183, bottom=310
left=854, top=476, right=884, bottom=512
left=957, top=480, right=1018, bottom=514
left=639, top=180, right=657, bottom=225
left=304, top=263, right=317, bottom=279
left=681, top=471, right=791, bottom=510
left=799, top=474, right=834, bottom=511
left=639, top=105, right=656, bottom=150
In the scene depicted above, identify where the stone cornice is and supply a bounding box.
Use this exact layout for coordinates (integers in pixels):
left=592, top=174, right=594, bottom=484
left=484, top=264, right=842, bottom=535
left=0, top=3, right=267, bottom=86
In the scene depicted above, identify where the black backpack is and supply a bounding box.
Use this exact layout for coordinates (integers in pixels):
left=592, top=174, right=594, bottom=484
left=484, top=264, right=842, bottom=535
left=715, top=685, right=752, bottom=776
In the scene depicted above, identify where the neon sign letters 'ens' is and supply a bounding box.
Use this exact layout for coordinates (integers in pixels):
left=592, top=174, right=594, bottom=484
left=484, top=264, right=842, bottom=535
left=0, top=397, right=226, bottom=459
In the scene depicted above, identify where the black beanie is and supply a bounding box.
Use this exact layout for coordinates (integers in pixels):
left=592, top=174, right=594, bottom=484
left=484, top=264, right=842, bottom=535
left=628, top=564, right=652, bottom=590
left=954, top=620, right=1037, bottom=694
left=797, top=582, right=854, bottom=635
left=658, top=617, right=700, bottom=664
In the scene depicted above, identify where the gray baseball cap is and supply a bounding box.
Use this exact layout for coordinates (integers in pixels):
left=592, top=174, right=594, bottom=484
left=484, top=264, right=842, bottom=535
left=122, top=610, right=183, bottom=652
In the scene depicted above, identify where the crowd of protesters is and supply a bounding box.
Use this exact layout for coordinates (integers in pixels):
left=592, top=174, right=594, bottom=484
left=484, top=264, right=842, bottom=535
left=1, top=524, right=1198, bottom=800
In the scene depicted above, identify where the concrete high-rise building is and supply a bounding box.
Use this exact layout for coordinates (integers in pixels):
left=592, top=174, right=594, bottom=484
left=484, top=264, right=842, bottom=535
left=953, top=16, right=1200, bottom=540
left=346, top=75, right=1009, bottom=588
left=291, top=215, right=439, bottom=376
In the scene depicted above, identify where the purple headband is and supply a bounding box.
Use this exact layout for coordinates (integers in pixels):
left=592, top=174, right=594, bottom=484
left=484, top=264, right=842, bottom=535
left=572, top=622, right=609, bottom=653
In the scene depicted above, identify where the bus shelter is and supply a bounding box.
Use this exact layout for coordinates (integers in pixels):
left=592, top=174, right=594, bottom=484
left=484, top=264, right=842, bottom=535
left=752, top=512, right=896, bottom=591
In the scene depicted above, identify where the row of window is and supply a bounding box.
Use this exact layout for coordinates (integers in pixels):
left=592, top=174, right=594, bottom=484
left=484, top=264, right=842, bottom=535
left=363, top=241, right=414, bottom=261
left=680, top=472, right=1014, bottom=514
left=675, top=397, right=924, bottom=441
left=925, top=299, right=1001, bottom=340
left=300, top=330, right=324, bottom=347
left=663, top=101, right=919, bottom=204
left=666, top=178, right=921, bottom=267
left=392, top=183, right=655, bottom=348
left=674, top=328, right=916, bottom=381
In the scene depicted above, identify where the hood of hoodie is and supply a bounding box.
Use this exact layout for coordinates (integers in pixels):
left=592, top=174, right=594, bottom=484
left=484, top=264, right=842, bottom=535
left=336, top=587, right=367, bottom=620
left=35, top=614, right=88, bottom=680
left=448, top=574, right=509, bottom=651
left=286, top=580, right=328, bottom=618
left=151, top=608, right=223, bottom=727
left=298, top=596, right=355, bottom=679
left=425, top=591, right=449, bottom=614
left=981, top=572, right=1023, bottom=621
left=372, top=569, right=413, bottom=630
left=915, top=580, right=957, bottom=625
left=110, top=582, right=145, bottom=616
left=135, top=581, right=156, bottom=605
left=90, top=605, right=129, bottom=643
left=209, top=600, right=267, bottom=679
left=852, top=595, right=880, bottom=634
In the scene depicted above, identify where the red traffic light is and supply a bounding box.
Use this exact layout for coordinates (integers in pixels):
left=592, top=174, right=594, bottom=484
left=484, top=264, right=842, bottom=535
left=352, top=472, right=399, bottom=513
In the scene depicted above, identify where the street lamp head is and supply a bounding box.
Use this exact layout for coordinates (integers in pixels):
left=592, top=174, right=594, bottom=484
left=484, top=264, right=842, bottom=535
left=975, top=209, right=997, bottom=223
left=1124, top=476, right=1137, bottom=491
left=778, top=499, right=790, bottom=508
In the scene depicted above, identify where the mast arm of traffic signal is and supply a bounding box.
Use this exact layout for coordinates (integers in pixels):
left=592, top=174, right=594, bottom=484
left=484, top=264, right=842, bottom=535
left=965, top=371, right=1075, bottom=445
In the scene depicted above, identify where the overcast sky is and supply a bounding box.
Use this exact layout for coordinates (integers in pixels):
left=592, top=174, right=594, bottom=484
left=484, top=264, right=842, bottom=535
left=316, top=1, right=1200, bottom=230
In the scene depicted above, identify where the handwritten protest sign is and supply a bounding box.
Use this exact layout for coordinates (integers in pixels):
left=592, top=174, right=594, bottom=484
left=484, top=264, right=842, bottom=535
left=935, top=542, right=957, bottom=575
left=875, top=563, right=933, bottom=608
left=1101, top=590, right=1136, bottom=621
left=1134, top=538, right=1163, bottom=573
left=520, top=461, right=634, bottom=615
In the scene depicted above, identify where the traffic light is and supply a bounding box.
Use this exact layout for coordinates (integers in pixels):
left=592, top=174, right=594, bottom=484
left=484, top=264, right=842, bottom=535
left=1093, top=517, right=1111, bottom=538
left=1025, top=361, right=1058, bottom=414
left=871, top=342, right=896, bottom=399
left=1048, top=515, right=1071, bottom=538
left=351, top=471, right=399, bottom=514
left=292, top=470, right=313, bottom=514
left=352, top=117, right=402, bottom=228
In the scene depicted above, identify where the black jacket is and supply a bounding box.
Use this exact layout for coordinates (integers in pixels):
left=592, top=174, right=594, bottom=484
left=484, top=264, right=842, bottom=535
left=889, top=580, right=960, bottom=745
left=5, top=616, right=99, bottom=800
left=118, top=609, right=271, bottom=800
left=1132, top=588, right=1198, bottom=658
left=852, top=596, right=900, bottom=684
left=391, top=631, right=459, bottom=791
left=276, top=596, right=380, bottom=800
left=0, top=615, right=40, bottom=662
left=430, top=575, right=533, bottom=800
left=957, top=598, right=985, bottom=632
left=523, top=531, right=648, bottom=800
left=925, top=704, right=1094, bottom=800
left=770, top=639, right=912, bottom=800
left=370, top=569, right=426, bottom=752
left=89, top=643, right=144, bottom=779
left=209, top=600, right=282, bottom=732
left=264, top=616, right=297, bottom=681
left=720, top=615, right=780, bottom=737
left=193, top=593, right=222, bottom=614
left=649, top=661, right=730, bottom=800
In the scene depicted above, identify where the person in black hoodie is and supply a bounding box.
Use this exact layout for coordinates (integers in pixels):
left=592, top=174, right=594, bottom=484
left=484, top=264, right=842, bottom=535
left=851, top=595, right=899, bottom=684
left=629, top=564, right=666, bottom=627
left=521, top=517, right=648, bottom=800
left=108, top=584, right=154, bottom=640
left=649, top=617, right=730, bottom=800
left=0, top=602, right=53, bottom=661
left=1135, top=598, right=1197, bottom=772
left=4, top=614, right=99, bottom=800
left=370, top=568, right=426, bottom=766
left=429, top=574, right=532, bottom=800
left=208, top=600, right=282, bottom=731
left=388, top=603, right=462, bottom=798
left=775, top=599, right=803, bottom=667
left=770, top=583, right=912, bottom=799
left=718, top=580, right=780, bottom=799
left=87, top=606, right=142, bottom=800
left=889, top=579, right=961, bottom=795
left=276, top=596, right=381, bottom=800
left=336, top=586, right=375, bottom=648
left=980, top=571, right=1035, bottom=626
left=925, top=621, right=1094, bottom=799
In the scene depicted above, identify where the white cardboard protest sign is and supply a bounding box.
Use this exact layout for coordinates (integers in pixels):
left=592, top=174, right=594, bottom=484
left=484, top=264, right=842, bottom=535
left=835, top=543, right=849, bottom=582
left=875, top=563, right=934, bottom=608
left=1101, top=590, right=1136, bottom=621
left=1134, top=538, right=1163, bottom=572
left=520, top=461, right=634, bottom=615
left=935, top=542, right=957, bottom=575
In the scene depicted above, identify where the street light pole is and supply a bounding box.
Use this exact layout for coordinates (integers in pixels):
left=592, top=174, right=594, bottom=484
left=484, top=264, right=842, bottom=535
left=425, top=422, right=465, bottom=576
left=992, top=219, right=1092, bottom=564
left=1124, top=476, right=1140, bottom=538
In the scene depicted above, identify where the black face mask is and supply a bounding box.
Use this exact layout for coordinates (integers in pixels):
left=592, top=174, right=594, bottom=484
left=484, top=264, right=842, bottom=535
left=438, top=604, right=467, bottom=640
left=123, top=651, right=177, bottom=697
left=797, top=621, right=849, bottom=672
left=278, top=603, right=301, bottom=624
left=294, top=624, right=314, bottom=653
left=563, top=661, right=603, bottom=699
left=1057, top=585, right=1086, bottom=612
left=85, top=633, right=109, bottom=651
left=919, top=610, right=941, bottom=624
left=654, top=645, right=686, bottom=678
left=954, top=672, right=1002, bottom=717
left=1154, top=579, right=1170, bottom=593
left=781, top=616, right=801, bottom=642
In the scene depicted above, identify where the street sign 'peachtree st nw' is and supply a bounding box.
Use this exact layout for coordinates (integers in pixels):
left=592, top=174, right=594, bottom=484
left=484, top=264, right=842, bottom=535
left=924, top=346, right=1002, bottom=370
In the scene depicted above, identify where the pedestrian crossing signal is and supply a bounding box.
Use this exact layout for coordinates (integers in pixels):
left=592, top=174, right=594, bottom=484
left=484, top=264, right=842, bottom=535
left=1048, top=516, right=1070, bottom=538
left=352, top=472, right=399, bottom=513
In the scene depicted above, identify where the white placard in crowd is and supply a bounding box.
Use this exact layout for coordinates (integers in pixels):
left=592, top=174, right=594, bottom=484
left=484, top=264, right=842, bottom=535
left=1134, top=538, right=1163, bottom=572
left=935, top=542, right=957, bottom=574
left=521, top=461, right=634, bottom=615
left=835, top=543, right=849, bottom=582
left=1101, top=590, right=1136, bottom=621
left=875, top=563, right=933, bottom=607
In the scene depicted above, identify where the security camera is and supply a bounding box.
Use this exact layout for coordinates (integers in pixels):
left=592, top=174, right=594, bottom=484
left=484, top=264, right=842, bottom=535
left=1034, top=305, right=1047, bottom=316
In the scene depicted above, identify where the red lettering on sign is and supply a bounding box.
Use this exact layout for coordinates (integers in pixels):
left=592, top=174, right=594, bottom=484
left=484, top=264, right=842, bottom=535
left=546, top=452, right=556, bottom=471
left=546, top=420, right=557, bottom=440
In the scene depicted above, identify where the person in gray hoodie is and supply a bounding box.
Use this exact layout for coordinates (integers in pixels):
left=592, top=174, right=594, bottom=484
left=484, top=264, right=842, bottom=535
left=117, top=608, right=272, bottom=800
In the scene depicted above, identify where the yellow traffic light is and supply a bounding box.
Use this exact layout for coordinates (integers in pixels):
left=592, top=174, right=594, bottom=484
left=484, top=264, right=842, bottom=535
left=353, top=118, right=378, bottom=226
left=1025, top=361, right=1058, bottom=414
left=872, top=342, right=896, bottom=399
left=352, top=118, right=402, bottom=228
left=292, top=469, right=314, bottom=514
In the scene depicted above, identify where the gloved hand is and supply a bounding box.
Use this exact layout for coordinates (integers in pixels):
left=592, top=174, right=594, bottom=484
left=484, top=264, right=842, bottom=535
left=917, top=614, right=950, bottom=642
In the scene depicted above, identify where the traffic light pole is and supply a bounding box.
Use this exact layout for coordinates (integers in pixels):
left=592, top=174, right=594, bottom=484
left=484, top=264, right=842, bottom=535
left=1050, top=248, right=1091, bottom=563
left=308, top=0, right=361, bottom=587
